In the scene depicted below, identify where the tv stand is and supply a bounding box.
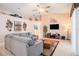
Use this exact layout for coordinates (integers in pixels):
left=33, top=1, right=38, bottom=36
left=45, top=33, right=66, bottom=40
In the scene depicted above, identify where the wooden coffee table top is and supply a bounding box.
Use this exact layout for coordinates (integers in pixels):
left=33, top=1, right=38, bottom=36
left=43, top=38, right=59, bottom=45
left=42, top=38, right=59, bottom=42
left=44, top=40, right=52, bottom=45
left=42, top=38, right=59, bottom=56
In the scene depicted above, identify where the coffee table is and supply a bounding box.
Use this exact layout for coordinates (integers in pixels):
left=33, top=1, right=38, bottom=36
left=42, top=38, right=59, bottom=56
left=43, top=38, right=59, bottom=49
left=43, top=39, right=52, bottom=49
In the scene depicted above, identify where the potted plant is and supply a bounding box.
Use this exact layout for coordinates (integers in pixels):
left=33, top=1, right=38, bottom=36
left=43, top=25, right=48, bottom=37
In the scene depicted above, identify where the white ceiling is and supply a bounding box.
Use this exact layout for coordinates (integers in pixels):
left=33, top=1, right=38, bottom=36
left=0, top=3, right=72, bottom=18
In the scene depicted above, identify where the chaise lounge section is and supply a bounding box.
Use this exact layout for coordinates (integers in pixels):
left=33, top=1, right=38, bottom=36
left=5, top=32, right=43, bottom=56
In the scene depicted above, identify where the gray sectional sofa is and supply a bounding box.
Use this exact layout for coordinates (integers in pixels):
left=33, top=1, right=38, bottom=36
left=5, top=32, right=43, bottom=56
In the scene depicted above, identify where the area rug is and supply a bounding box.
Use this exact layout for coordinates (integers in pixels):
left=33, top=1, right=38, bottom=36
left=42, top=40, right=59, bottom=56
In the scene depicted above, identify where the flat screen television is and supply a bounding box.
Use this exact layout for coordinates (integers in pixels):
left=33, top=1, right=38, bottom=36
left=50, top=24, right=59, bottom=30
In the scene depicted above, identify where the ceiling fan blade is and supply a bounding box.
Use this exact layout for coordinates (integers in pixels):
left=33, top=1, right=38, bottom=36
left=45, top=6, right=51, bottom=8
left=45, top=10, right=49, bottom=13
left=32, top=9, right=37, bottom=11
left=37, top=5, right=40, bottom=7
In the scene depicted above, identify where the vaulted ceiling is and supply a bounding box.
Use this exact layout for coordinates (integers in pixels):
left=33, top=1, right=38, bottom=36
left=0, top=3, right=72, bottom=18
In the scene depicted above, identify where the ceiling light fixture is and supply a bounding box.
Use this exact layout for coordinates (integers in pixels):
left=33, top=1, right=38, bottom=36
left=31, top=4, right=51, bottom=21
left=39, top=8, right=45, bottom=13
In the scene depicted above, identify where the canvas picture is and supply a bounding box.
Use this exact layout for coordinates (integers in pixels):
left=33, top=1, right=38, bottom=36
left=14, top=21, right=22, bottom=31
left=33, top=24, right=38, bottom=30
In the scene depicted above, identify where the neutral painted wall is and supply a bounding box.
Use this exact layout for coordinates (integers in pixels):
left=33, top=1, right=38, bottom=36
left=0, top=13, right=34, bottom=42
left=0, top=12, right=72, bottom=42
left=41, top=13, right=71, bottom=39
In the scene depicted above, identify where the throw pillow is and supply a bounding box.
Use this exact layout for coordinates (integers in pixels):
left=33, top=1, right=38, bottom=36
left=28, top=40, right=35, bottom=46
left=31, top=35, right=38, bottom=41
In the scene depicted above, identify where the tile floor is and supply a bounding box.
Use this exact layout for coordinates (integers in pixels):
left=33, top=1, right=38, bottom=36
left=53, top=40, right=76, bottom=56
left=0, top=40, right=76, bottom=56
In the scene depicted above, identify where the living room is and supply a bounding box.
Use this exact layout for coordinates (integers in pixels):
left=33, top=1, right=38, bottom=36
left=0, top=3, right=77, bottom=56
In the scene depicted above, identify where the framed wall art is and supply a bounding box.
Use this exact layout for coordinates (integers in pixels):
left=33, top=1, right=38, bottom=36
left=23, top=22, right=27, bottom=31
left=6, top=19, right=13, bottom=31
left=14, top=21, right=22, bottom=31
left=33, top=24, right=38, bottom=30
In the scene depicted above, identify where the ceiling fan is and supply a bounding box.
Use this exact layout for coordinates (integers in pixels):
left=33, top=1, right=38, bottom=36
left=32, top=4, right=51, bottom=13
left=30, top=4, right=51, bottom=21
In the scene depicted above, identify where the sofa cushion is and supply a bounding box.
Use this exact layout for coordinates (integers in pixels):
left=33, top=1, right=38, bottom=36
left=8, top=33, right=36, bottom=46
left=10, top=35, right=35, bottom=46
left=16, top=33, right=33, bottom=38
left=19, top=33, right=27, bottom=37
left=31, top=35, right=38, bottom=41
